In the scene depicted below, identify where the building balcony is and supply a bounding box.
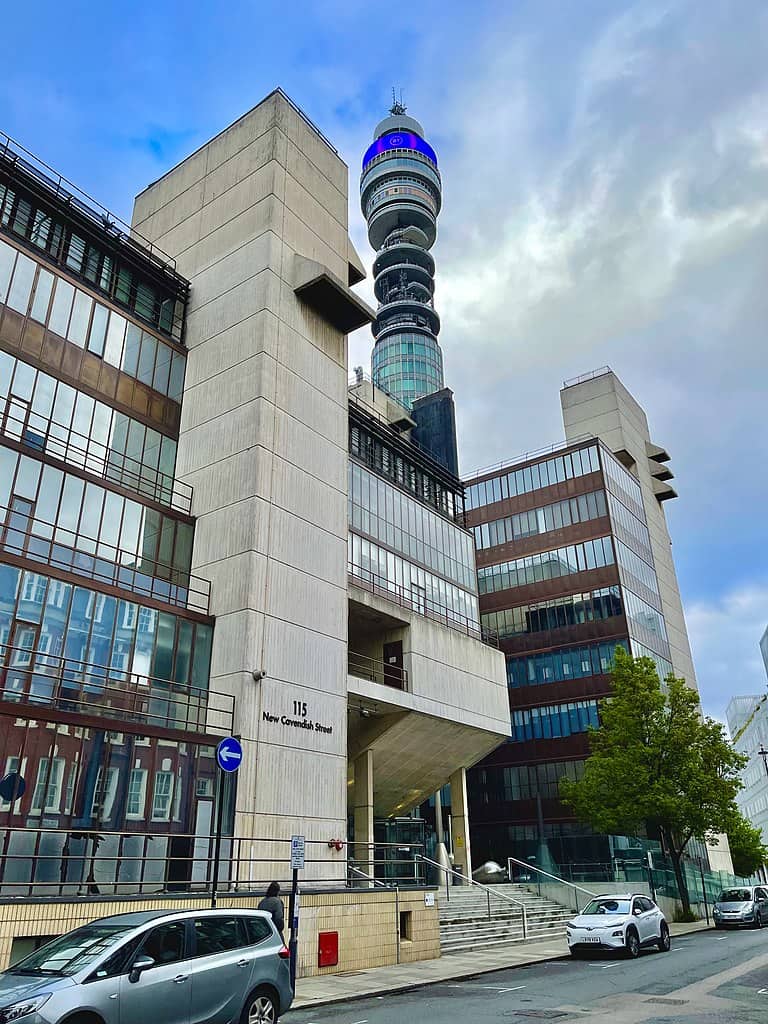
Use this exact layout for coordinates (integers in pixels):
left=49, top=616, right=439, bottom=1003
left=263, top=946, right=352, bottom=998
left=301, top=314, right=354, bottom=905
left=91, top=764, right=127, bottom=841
left=1, top=503, right=210, bottom=614
left=374, top=241, right=434, bottom=277
left=348, top=649, right=408, bottom=691
left=1, top=394, right=193, bottom=514
left=0, top=643, right=234, bottom=735
left=373, top=299, right=440, bottom=339
left=368, top=203, right=436, bottom=250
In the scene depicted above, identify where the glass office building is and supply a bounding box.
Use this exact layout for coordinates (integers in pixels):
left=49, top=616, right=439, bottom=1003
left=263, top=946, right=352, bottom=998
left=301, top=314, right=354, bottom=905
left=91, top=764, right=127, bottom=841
left=0, top=137, right=229, bottom=895
left=464, top=438, right=673, bottom=869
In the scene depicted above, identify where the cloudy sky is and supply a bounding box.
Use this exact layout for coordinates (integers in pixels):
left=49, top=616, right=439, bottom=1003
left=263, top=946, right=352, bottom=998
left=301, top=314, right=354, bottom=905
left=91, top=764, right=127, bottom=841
left=3, top=0, right=766, bottom=721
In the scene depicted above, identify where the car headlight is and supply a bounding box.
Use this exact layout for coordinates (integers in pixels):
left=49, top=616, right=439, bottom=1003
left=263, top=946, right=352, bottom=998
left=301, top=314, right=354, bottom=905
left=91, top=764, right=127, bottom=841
left=612, top=930, right=623, bottom=936
left=743, top=906, right=754, bottom=916
left=0, top=994, right=51, bottom=1023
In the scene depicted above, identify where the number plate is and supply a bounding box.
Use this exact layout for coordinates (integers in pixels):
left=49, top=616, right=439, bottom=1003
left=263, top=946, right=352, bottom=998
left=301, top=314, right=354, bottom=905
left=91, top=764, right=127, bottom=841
left=583, top=936, right=601, bottom=943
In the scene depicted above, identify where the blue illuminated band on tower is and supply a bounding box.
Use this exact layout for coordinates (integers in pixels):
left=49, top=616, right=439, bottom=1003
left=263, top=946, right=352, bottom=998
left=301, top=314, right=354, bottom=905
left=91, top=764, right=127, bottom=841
left=362, top=132, right=438, bottom=172
left=360, top=108, right=445, bottom=409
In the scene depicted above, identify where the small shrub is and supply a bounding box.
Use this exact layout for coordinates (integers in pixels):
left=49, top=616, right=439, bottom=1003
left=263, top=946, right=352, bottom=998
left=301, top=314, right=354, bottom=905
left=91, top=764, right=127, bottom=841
left=672, top=908, right=699, bottom=923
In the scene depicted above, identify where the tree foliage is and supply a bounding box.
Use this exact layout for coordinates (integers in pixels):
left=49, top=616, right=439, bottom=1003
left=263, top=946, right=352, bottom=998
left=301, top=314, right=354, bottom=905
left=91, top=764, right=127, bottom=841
left=560, top=648, right=748, bottom=913
left=726, top=813, right=768, bottom=878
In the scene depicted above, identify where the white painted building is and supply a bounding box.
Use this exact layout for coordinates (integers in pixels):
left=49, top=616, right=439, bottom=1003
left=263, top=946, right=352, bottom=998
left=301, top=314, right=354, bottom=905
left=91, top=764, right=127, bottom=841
left=727, top=693, right=768, bottom=855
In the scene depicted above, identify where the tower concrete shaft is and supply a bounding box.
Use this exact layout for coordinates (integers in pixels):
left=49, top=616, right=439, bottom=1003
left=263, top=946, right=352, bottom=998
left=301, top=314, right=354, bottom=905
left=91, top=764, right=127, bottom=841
left=360, top=105, right=443, bottom=408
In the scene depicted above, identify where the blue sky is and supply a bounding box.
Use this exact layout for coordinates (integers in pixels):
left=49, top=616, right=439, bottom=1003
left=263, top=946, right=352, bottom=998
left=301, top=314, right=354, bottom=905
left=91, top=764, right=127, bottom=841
left=2, top=0, right=766, bottom=720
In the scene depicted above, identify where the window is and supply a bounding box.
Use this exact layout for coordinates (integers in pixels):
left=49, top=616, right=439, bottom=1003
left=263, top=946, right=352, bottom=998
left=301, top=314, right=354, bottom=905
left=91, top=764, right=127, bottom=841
left=140, top=922, right=187, bottom=966
left=193, top=917, right=245, bottom=956
left=30, top=756, right=65, bottom=813
left=90, top=766, right=119, bottom=821
left=87, top=935, right=144, bottom=981
left=151, top=771, right=174, bottom=820
left=126, top=768, right=148, bottom=818
left=0, top=756, right=25, bottom=811
left=244, top=917, right=272, bottom=945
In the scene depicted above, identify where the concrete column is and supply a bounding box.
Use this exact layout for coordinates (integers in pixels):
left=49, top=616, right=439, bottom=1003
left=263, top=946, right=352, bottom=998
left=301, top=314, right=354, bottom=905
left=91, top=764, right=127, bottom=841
left=354, top=750, right=375, bottom=884
left=449, top=767, right=473, bottom=884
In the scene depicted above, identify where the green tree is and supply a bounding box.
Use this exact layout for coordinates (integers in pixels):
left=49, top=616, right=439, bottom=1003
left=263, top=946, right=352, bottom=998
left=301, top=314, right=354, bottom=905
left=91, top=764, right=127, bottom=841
left=560, top=648, right=747, bottom=916
left=725, top=813, right=768, bottom=878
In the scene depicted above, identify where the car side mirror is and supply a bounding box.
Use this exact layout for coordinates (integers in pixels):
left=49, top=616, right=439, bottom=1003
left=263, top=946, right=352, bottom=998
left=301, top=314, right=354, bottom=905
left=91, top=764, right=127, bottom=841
left=633, top=908, right=641, bottom=916
left=129, top=955, right=155, bottom=983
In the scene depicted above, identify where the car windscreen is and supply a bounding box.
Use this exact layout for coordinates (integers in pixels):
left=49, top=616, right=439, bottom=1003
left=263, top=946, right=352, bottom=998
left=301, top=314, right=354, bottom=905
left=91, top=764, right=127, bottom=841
left=718, top=889, right=752, bottom=902
left=581, top=898, right=631, bottom=915
left=9, top=924, right=135, bottom=976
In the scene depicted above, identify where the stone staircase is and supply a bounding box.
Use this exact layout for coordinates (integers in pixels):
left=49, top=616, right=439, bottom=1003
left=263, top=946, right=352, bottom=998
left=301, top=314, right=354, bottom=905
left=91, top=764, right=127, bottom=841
left=438, top=883, right=573, bottom=955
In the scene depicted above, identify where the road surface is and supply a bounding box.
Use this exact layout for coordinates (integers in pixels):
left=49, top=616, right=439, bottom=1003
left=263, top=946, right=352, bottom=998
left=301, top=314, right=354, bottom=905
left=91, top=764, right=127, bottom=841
left=287, top=926, right=768, bottom=1023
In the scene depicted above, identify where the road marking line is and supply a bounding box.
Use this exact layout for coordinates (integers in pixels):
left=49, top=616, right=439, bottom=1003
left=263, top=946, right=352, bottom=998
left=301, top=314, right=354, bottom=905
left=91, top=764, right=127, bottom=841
left=352, top=1019, right=369, bottom=1023
left=498, top=986, right=526, bottom=992
left=758, top=988, right=767, bottom=994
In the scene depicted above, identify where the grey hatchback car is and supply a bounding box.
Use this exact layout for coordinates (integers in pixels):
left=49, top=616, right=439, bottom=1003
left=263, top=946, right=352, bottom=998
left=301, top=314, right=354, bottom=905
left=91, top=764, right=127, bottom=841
left=713, top=885, right=768, bottom=929
left=0, top=908, right=293, bottom=1024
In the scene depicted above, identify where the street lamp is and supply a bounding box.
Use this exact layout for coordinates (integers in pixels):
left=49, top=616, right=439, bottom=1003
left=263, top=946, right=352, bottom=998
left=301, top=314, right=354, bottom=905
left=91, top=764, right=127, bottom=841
left=759, top=745, right=768, bottom=779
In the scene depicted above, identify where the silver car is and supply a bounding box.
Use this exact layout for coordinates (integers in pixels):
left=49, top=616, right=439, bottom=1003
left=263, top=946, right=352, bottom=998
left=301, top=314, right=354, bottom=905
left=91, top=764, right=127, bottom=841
left=713, top=885, right=768, bottom=929
left=0, top=908, right=293, bottom=1024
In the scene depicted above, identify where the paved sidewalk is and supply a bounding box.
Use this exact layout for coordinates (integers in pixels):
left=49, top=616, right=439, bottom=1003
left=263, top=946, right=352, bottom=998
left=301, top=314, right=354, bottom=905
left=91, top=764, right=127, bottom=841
left=291, top=920, right=711, bottom=1010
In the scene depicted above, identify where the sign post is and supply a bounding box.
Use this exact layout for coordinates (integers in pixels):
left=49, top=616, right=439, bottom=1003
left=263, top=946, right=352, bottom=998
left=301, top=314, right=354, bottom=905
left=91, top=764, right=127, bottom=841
left=211, top=736, right=242, bottom=909
left=288, top=835, right=305, bottom=989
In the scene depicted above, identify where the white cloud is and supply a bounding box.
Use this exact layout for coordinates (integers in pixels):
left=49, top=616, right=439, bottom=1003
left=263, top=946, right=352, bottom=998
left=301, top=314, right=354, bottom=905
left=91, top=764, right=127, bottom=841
left=687, top=585, right=768, bottom=721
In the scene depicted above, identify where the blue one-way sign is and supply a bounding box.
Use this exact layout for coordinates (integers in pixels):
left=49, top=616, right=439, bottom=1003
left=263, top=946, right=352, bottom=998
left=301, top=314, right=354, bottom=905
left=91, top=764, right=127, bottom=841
left=216, top=736, right=243, bottom=773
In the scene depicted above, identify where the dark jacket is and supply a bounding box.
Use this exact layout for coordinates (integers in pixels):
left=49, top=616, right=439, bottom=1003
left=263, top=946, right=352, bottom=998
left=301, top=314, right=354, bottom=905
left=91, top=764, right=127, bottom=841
left=258, top=895, right=285, bottom=936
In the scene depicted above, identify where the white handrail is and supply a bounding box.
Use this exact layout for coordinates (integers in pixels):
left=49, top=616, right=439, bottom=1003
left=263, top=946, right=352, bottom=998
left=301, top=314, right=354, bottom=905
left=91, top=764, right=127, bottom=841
left=417, top=854, right=528, bottom=938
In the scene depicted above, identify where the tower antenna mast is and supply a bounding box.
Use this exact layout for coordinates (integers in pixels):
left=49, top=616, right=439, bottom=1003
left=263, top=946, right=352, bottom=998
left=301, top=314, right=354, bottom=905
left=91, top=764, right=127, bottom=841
left=389, top=87, right=407, bottom=116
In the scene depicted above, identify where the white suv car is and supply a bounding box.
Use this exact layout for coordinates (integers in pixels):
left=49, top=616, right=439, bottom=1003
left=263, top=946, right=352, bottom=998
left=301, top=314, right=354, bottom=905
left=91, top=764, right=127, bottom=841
left=566, top=893, right=670, bottom=958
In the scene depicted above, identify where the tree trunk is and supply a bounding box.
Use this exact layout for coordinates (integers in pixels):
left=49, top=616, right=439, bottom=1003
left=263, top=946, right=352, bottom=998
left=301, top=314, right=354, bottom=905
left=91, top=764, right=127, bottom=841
left=669, top=846, right=691, bottom=917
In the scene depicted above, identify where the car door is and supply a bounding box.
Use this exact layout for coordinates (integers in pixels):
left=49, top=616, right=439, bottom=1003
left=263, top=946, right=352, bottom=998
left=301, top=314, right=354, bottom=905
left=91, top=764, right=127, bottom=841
left=118, top=920, right=191, bottom=1024
left=633, top=897, right=656, bottom=943
left=188, top=915, right=253, bottom=1024
left=756, top=887, right=768, bottom=918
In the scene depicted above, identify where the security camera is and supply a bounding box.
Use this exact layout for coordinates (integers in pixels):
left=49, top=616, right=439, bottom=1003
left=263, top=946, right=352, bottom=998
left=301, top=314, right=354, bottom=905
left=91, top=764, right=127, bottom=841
left=251, top=669, right=266, bottom=682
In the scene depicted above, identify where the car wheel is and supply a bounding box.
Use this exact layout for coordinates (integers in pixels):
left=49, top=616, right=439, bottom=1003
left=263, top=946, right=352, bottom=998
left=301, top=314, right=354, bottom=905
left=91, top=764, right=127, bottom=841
left=242, top=987, right=279, bottom=1024
left=657, top=922, right=671, bottom=952
left=625, top=928, right=640, bottom=958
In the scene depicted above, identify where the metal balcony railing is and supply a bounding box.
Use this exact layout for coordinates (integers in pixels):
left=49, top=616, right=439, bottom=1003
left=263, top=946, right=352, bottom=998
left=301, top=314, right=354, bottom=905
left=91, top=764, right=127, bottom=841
left=0, top=644, right=233, bottom=735
left=348, top=561, right=498, bottom=647
left=1, top=396, right=192, bottom=514
left=348, top=650, right=408, bottom=691
left=0, top=831, right=424, bottom=900
left=1, top=503, right=209, bottom=613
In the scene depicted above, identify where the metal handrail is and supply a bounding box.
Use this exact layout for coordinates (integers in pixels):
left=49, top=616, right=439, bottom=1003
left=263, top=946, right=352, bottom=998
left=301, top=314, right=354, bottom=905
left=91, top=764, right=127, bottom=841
left=507, top=855, right=598, bottom=905
left=348, top=650, right=408, bottom=691
left=348, top=865, right=394, bottom=890
left=465, top=434, right=596, bottom=484
left=1, top=397, right=192, bottom=513
left=1, top=502, right=209, bottom=613
left=348, top=564, right=498, bottom=647
left=416, top=854, right=527, bottom=939
left=0, top=643, right=233, bottom=734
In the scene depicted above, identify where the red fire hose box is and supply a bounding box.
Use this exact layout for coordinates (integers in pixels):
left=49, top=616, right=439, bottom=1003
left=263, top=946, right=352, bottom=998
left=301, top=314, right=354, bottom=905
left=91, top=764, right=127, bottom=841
left=318, top=930, right=339, bottom=967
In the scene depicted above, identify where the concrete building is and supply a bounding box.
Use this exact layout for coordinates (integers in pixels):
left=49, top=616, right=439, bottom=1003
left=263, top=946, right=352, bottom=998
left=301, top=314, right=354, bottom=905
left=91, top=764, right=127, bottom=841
left=560, top=369, right=696, bottom=689
left=0, top=90, right=508, bottom=971
left=464, top=368, right=703, bottom=871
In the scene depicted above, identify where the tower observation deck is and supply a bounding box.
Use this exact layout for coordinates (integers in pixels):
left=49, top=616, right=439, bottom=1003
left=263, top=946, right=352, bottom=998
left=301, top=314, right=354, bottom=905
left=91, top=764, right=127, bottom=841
left=360, top=102, right=444, bottom=409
